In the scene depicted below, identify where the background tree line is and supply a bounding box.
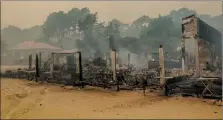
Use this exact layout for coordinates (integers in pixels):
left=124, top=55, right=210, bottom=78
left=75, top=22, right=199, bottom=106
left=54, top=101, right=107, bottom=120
left=1, top=7, right=223, bottom=57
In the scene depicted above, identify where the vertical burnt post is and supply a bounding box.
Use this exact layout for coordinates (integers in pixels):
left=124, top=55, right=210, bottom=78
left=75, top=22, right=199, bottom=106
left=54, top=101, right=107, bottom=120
left=35, top=54, right=39, bottom=82
left=106, top=52, right=110, bottom=70
left=50, top=53, right=54, bottom=79
left=116, top=53, right=120, bottom=70
left=39, top=52, right=42, bottom=69
left=28, top=54, right=32, bottom=70
left=158, top=45, right=165, bottom=86
left=181, top=37, right=187, bottom=74
left=143, top=78, right=147, bottom=96
left=76, top=51, right=83, bottom=87
left=128, top=53, right=130, bottom=67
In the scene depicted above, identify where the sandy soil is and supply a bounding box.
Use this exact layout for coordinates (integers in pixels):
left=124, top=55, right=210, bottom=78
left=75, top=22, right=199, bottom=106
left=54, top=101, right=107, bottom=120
left=1, top=78, right=222, bottom=119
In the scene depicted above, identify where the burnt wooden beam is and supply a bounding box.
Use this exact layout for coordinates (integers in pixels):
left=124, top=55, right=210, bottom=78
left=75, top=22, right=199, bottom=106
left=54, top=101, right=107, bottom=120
left=128, top=53, right=130, bottom=67
left=50, top=53, right=54, bottom=79
left=106, top=52, right=110, bottom=70
left=76, top=51, right=83, bottom=87
left=35, top=54, right=39, bottom=82
left=181, top=38, right=187, bottom=74
left=28, top=54, right=32, bottom=70
left=39, top=52, right=42, bottom=69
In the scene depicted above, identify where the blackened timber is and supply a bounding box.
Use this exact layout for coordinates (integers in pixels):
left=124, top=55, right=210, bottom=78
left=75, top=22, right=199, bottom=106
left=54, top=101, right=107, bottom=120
left=39, top=52, right=42, bottom=69
left=29, top=54, right=32, bottom=70
left=128, top=53, right=130, bottom=67
left=35, top=54, right=39, bottom=82
left=50, top=53, right=54, bottom=79
left=75, top=52, right=83, bottom=87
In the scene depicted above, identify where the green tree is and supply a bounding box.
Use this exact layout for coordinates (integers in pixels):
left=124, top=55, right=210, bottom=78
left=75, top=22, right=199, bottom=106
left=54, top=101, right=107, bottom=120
left=1, top=25, right=23, bottom=47
left=42, top=11, right=70, bottom=49
left=133, top=15, right=151, bottom=27
left=67, top=8, right=81, bottom=32
left=1, top=40, right=7, bottom=52
left=139, top=15, right=181, bottom=54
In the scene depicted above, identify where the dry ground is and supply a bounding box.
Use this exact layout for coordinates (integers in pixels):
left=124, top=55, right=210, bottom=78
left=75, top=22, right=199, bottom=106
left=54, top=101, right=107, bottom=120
left=1, top=78, right=222, bottom=119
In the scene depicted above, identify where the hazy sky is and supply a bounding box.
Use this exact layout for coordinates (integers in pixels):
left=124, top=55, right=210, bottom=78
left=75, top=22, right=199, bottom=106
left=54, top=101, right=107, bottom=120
left=1, top=1, right=222, bottom=29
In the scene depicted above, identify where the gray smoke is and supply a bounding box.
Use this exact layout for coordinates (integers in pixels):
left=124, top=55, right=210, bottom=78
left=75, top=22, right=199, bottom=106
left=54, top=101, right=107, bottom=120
left=117, top=48, right=153, bottom=70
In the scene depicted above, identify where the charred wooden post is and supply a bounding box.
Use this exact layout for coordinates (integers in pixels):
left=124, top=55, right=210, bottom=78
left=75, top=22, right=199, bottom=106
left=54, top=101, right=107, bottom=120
left=39, top=52, right=42, bottom=69
left=35, top=54, right=40, bottom=82
left=128, top=53, right=130, bottom=67
left=181, top=38, right=187, bottom=74
left=142, top=78, right=147, bottom=96
left=50, top=53, right=54, bottom=79
left=28, top=54, right=32, bottom=70
left=159, top=45, right=165, bottom=86
left=164, top=84, right=169, bottom=96
left=76, top=51, right=83, bottom=87
left=106, top=52, right=110, bottom=70
left=27, top=54, right=33, bottom=80
left=116, top=53, right=120, bottom=70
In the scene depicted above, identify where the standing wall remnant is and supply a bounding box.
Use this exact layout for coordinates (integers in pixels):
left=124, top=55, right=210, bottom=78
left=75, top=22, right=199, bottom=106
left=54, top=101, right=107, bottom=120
left=181, top=14, right=222, bottom=77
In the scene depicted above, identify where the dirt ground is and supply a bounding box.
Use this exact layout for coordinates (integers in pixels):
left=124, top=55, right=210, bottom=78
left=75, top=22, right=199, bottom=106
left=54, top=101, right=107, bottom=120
left=1, top=78, right=222, bottom=119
